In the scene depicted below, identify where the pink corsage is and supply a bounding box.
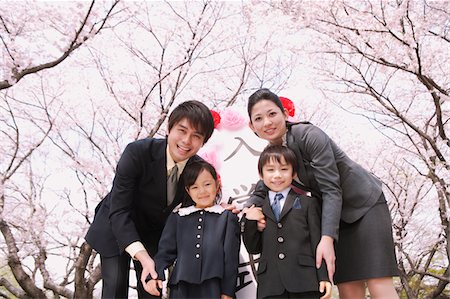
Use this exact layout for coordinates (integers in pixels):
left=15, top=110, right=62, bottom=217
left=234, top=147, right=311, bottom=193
left=198, top=149, right=221, bottom=171
left=217, top=107, right=246, bottom=131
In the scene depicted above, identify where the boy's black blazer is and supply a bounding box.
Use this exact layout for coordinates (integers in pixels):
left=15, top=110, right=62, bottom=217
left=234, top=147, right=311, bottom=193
left=242, top=189, right=328, bottom=299
left=85, top=138, right=202, bottom=257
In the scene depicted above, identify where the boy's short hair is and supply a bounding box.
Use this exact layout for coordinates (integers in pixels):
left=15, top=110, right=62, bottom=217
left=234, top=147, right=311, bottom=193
left=168, top=100, right=215, bottom=144
left=258, top=145, right=298, bottom=176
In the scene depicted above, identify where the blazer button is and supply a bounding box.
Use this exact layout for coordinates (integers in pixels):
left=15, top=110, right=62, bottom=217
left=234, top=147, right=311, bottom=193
left=278, top=253, right=285, bottom=260
left=196, top=234, right=201, bottom=239
left=198, top=218, right=203, bottom=222
left=200, top=211, right=204, bottom=215
left=197, top=225, right=202, bottom=230
left=196, top=243, right=200, bottom=248
left=277, top=236, right=284, bottom=243
left=195, top=254, right=200, bottom=258
left=277, top=223, right=283, bottom=228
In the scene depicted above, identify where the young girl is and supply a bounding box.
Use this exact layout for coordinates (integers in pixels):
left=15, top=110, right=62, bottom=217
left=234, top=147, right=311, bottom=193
left=146, top=160, right=240, bottom=299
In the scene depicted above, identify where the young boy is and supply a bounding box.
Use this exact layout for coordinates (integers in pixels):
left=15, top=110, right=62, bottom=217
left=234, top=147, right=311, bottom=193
left=85, top=100, right=215, bottom=298
left=242, top=145, right=332, bottom=299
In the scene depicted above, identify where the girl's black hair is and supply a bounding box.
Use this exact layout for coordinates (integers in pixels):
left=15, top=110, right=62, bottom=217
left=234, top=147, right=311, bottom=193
left=181, top=160, right=222, bottom=207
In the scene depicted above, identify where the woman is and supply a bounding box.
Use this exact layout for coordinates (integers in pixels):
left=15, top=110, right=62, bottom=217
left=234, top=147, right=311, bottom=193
left=246, top=88, right=399, bottom=299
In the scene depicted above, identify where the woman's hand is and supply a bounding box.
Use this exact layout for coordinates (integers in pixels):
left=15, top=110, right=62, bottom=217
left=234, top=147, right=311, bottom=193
left=221, top=294, right=232, bottom=299
left=316, top=236, right=336, bottom=284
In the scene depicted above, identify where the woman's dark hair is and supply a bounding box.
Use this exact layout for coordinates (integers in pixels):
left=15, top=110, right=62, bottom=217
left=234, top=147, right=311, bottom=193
left=257, top=145, right=298, bottom=176
left=168, top=100, right=215, bottom=144
left=182, top=160, right=222, bottom=207
left=247, top=88, right=284, bottom=120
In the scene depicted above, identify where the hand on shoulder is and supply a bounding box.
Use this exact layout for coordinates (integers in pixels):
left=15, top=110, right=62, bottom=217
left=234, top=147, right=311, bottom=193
left=220, top=202, right=240, bottom=214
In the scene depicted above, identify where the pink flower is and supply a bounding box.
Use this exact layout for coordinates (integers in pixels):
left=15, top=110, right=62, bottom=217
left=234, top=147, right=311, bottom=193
left=280, top=96, right=295, bottom=117
left=198, top=149, right=221, bottom=171
left=210, top=110, right=221, bottom=129
left=218, top=107, right=246, bottom=131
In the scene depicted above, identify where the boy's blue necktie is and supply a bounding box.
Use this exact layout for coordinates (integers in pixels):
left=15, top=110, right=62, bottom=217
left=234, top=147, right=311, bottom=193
left=272, top=193, right=283, bottom=221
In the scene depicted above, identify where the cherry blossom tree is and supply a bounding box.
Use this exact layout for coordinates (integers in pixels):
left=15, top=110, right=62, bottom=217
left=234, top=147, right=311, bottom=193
left=0, top=0, right=119, bottom=90
left=1, top=1, right=297, bottom=297
left=3, top=1, right=447, bottom=298
left=265, top=0, right=449, bottom=297
left=0, top=1, right=118, bottom=297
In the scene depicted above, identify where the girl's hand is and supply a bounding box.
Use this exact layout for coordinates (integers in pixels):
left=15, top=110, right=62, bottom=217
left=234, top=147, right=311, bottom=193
left=319, top=281, right=332, bottom=299
left=244, top=205, right=264, bottom=221
left=221, top=294, right=232, bottom=299
left=256, top=218, right=266, bottom=232
left=146, top=279, right=163, bottom=296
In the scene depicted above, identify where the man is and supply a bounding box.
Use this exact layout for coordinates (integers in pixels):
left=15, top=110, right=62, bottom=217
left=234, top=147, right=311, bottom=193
left=85, top=100, right=215, bottom=298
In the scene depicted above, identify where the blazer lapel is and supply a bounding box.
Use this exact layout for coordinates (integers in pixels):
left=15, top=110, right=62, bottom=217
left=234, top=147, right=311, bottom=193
left=150, top=141, right=168, bottom=206
left=262, top=195, right=277, bottom=222
left=279, top=190, right=297, bottom=220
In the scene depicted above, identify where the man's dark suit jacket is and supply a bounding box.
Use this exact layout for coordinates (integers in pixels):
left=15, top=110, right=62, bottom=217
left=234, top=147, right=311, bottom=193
left=242, top=189, right=328, bottom=299
left=85, top=138, right=202, bottom=257
left=252, top=122, right=383, bottom=241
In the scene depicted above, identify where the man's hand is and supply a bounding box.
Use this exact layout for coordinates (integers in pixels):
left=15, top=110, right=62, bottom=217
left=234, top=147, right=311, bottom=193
left=319, top=281, right=332, bottom=299
left=146, top=279, right=163, bottom=296
left=134, top=250, right=158, bottom=294
left=316, top=235, right=335, bottom=284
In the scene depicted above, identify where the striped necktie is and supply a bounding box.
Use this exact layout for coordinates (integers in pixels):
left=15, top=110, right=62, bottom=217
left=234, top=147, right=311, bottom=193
left=272, top=193, right=283, bottom=221
left=167, top=165, right=178, bottom=205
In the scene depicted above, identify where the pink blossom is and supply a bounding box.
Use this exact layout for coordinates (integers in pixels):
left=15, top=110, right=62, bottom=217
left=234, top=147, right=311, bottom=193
left=218, top=107, right=247, bottom=131
left=198, top=149, right=221, bottom=171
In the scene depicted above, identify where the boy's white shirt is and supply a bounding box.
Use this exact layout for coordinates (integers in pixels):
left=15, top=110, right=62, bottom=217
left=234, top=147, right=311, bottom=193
left=268, top=187, right=291, bottom=211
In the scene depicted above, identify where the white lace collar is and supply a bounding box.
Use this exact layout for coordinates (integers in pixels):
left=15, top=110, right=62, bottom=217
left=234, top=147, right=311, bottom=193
left=177, top=204, right=225, bottom=216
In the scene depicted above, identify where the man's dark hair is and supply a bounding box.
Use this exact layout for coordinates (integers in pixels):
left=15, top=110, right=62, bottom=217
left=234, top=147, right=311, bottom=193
left=168, top=100, right=215, bottom=144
